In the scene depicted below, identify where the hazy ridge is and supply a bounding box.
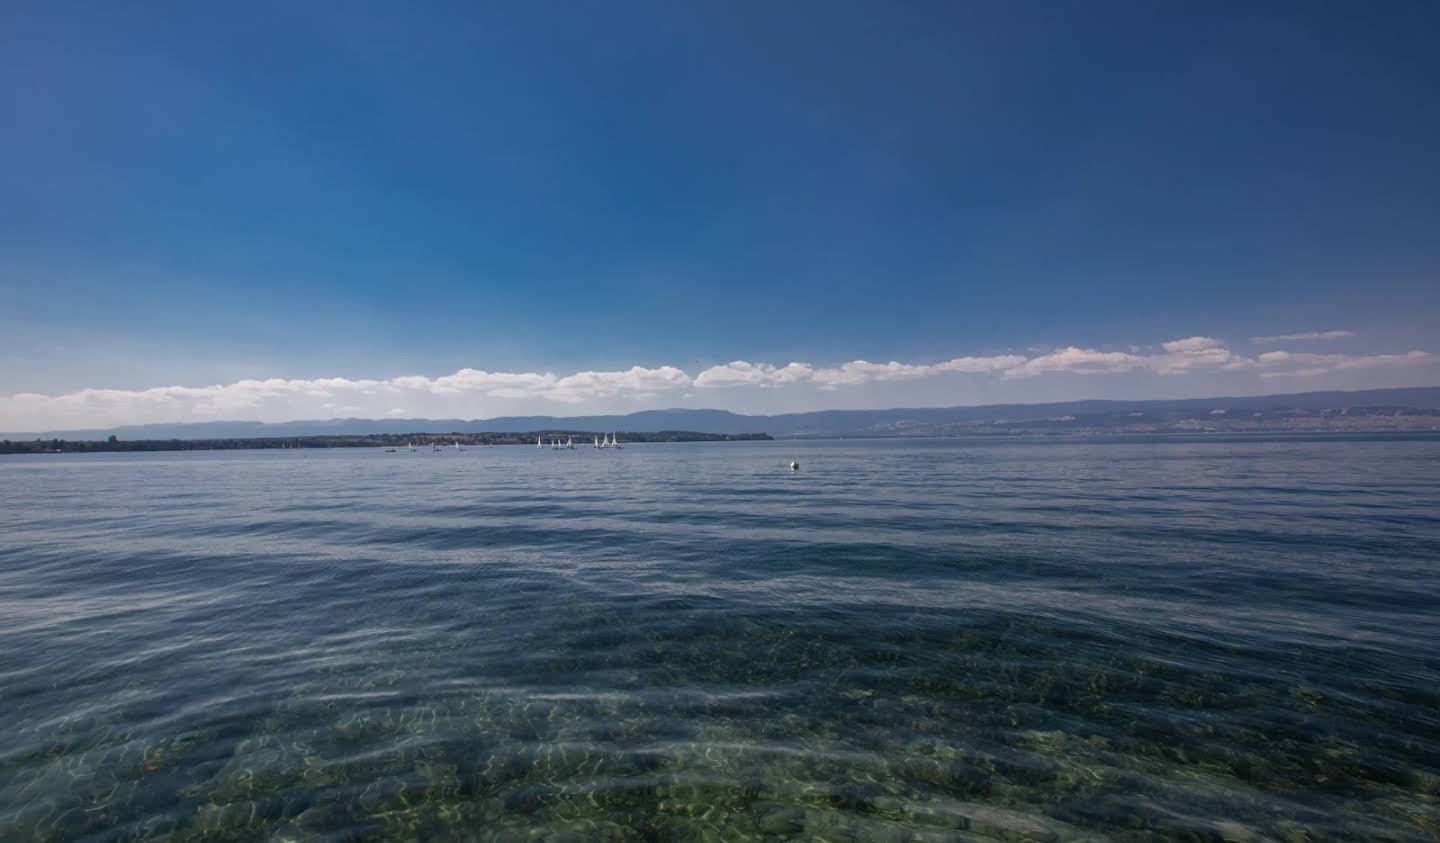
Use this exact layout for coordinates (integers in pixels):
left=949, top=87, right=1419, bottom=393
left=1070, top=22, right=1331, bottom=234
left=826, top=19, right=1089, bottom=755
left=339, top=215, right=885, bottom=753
left=7, top=386, right=1440, bottom=441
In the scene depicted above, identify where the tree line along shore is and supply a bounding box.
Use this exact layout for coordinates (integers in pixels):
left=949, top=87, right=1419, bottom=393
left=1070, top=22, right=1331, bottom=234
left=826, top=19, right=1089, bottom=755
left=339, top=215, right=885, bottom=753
left=0, top=431, right=773, bottom=454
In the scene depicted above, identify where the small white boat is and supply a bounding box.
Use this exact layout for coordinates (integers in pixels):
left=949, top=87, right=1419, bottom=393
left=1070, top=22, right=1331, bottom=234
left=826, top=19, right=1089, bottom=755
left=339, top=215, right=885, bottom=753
left=612, top=433, right=622, bottom=450
left=536, top=436, right=543, bottom=449
left=566, top=436, right=575, bottom=450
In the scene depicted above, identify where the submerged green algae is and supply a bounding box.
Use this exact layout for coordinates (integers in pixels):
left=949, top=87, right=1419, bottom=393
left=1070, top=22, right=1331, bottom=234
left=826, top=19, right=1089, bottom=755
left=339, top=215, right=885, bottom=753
left=3, top=609, right=1436, bottom=842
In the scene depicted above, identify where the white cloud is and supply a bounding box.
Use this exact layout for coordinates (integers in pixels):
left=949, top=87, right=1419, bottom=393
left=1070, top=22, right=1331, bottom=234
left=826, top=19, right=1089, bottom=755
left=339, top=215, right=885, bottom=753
left=695, top=356, right=1027, bottom=390
left=2, top=338, right=1434, bottom=431
left=1149, top=339, right=1238, bottom=375
left=1333, top=350, right=1431, bottom=370
left=901, top=339, right=1426, bottom=382
left=935, top=355, right=1031, bottom=374
left=1261, top=367, right=1330, bottom=379
left=0, top=366, right=696, bottom=430
left=1161, top=336, right=1225, bottom=353
left=809, top=356, right=1026, bottom=388
left=426, top=369, right=557, bottom=397
left=1256, top=349, right=1432, bottom=372
left=693, top=361, right=815, bottom=388
left=1004, top=347, right=1142, bottom=378
left=1251, top=330, right=1355, bottom=344
left=551, top=366, right=692, bottom=402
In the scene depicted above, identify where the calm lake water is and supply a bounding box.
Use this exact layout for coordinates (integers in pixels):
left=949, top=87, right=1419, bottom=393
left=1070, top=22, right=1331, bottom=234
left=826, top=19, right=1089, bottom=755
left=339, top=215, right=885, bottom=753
left=2, top=436, right=1438, bottom=842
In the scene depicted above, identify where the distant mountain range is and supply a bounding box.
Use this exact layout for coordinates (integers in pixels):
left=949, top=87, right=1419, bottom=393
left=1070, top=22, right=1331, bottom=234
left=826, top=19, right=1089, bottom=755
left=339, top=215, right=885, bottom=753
left=7, top=386, right=1440, bottom=441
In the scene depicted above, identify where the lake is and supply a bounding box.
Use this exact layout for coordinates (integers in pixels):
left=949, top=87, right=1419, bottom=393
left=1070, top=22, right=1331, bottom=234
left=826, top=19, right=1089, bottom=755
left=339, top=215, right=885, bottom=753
left=2, top=436, right=1438, bottom=841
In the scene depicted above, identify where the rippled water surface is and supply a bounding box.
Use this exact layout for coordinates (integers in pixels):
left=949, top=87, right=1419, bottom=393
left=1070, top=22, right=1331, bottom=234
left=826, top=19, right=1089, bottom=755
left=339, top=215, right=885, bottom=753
left=3, top=436, right=1439, bottom=842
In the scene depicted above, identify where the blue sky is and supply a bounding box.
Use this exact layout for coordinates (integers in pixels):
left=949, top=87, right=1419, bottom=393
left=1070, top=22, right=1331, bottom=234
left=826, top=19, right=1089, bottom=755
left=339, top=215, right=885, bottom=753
left=3, top=1, right=1438, bottom=428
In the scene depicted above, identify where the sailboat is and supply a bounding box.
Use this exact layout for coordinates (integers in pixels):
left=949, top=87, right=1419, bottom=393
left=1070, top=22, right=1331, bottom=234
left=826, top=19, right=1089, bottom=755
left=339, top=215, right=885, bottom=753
left=408, top=442, right=417, bottom=452
left=454, top=441, right=463, bottom=452
left=593, top=436, right=600, bottom=448
left=536, top=436, right=543, bottom=449
left=612, top=433, right=622, bottom=450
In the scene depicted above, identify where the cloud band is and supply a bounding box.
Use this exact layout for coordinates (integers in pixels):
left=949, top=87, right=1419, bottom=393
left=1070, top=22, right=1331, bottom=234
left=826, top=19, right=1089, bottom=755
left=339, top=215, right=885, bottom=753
left=2, top=336, right=1434, bottom=430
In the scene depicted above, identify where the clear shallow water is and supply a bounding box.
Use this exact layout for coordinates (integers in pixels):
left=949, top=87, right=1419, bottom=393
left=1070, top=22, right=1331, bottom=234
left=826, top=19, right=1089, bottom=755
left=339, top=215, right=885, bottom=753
left=2, top=436, right=1438, bottom=842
